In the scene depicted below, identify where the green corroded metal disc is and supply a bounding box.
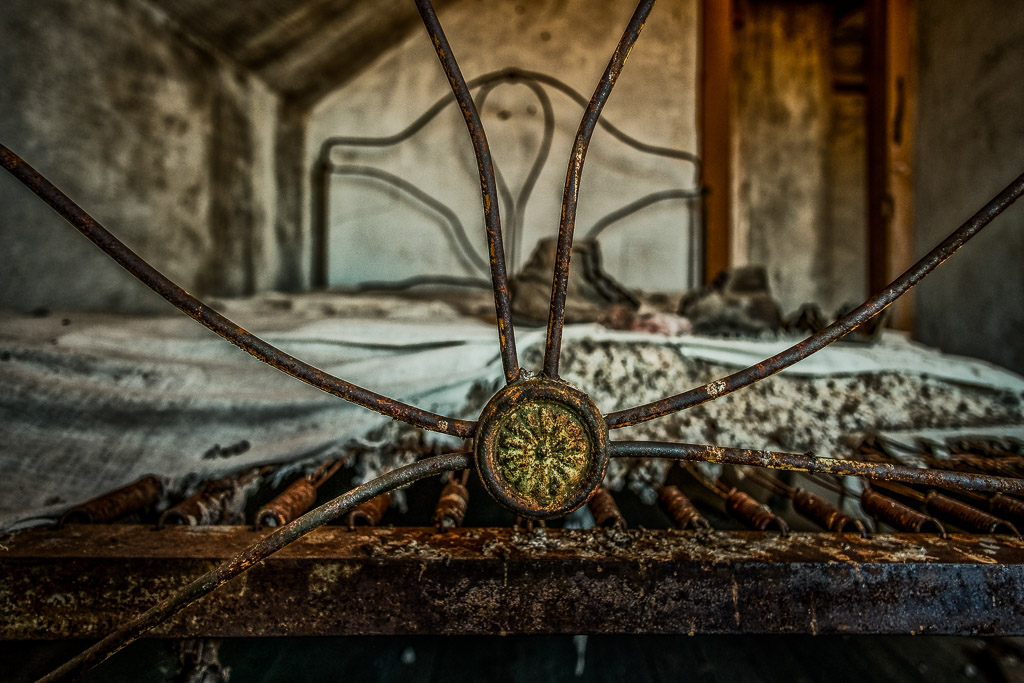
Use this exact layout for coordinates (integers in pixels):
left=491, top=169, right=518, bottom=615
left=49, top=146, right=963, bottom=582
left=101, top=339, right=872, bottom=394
left=475, top=377, right=608, bottom=519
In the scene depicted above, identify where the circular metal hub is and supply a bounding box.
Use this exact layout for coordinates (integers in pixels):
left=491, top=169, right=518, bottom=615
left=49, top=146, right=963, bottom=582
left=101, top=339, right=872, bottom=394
left=475, top=377, right=608, bottom=519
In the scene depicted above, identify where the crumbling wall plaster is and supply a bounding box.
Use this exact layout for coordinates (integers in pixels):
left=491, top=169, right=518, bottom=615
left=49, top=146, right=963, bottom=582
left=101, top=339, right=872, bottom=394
left=0, top=0, right=289, bottom=312
left=915, top=0, right=1024, bottom=374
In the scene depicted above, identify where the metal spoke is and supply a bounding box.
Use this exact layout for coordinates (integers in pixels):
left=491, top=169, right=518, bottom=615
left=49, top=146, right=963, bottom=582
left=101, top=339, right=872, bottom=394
left=608, top=441, right=1024, bottom=495
left=36, top=451, right=473, bottom=683
left=0, top=144, right=475, bottom=438
left=415, top=0, right=520, bottom=383
left=543, top=0, right=656, bottom=378
left=606, top=169, right=1024, bottom=429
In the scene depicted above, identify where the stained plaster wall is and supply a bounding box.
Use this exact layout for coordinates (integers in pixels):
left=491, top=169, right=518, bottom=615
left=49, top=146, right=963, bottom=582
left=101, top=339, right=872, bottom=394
left=308, top=0, right=700, bottom=294
left=914, top=0, right=1024, bottom=375
left=0, top=0, right=304, bottom=313
left=731, top=1, right=868, bottom=316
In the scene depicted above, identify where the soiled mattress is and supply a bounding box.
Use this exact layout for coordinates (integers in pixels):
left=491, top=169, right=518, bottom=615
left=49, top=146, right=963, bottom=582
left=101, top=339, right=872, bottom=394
left=1, top=291, right=1022, bottom=530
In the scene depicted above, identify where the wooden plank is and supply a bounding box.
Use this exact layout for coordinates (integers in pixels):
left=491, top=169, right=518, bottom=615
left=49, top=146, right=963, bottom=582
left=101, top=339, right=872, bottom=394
left=4, top=526, right=1024, bottom=638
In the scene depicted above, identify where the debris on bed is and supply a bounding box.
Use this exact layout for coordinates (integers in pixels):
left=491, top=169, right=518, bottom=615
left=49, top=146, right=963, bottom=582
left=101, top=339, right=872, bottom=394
left=508, top=249, right=888, bottom=345
left=676, top=266, right=782, bottom=337
left=670, top=265, right=885, bottom=340
left=2, top=288, right=1021, bottom=530
left=343, top=421, right=451, bottom=513
left=599, top=303, right=693, bottom=336
left=520, top=339, right=1024, bottom=503
left=510, top=238, right=638, bottom=325
left=159, top=467, right=266, bottom=527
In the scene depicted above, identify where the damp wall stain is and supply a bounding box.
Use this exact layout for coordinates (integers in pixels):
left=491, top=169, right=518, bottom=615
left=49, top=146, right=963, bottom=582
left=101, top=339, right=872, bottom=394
left=914, top=0, right=1024, bottom=375
left=0, top=0, right=302, bottom=312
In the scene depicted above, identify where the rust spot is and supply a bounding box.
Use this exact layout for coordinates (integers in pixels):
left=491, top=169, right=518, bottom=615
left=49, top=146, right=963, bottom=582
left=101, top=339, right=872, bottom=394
left=255, top=478, right=317, bottom=530
left=347, top=492, right=392, bottom=529
left=434, top=479, right=470, bottom=530
left=60, top=475, right=163, bottom=526
left=588, top=486, right=626, bottom=529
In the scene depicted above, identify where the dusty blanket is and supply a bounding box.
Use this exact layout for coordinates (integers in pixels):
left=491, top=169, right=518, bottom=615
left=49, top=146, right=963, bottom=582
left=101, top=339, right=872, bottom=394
left=2, top=292, right=1022, bottom=530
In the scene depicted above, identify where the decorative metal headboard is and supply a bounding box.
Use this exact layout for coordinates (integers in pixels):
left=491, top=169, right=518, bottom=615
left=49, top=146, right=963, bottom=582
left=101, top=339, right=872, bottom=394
left=311, top=67, right=704, bottom=292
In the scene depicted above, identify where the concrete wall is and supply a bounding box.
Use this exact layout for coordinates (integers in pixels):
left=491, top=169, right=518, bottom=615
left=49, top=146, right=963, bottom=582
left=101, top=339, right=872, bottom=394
left=731, top=1, right=868, bottom=316
left=0, top=0, right=304, bottom=312
left=915, top=0, right=1024, bottom=374
left=308, top=0, right=700, bottom=293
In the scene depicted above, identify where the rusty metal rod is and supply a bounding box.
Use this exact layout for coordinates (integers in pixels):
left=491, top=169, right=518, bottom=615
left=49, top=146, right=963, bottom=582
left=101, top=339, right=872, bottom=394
left=609, top=441, right=1024, bottom=495
left=656, top=485, right=710, bottom=530
left=36, top=451, right=472, bottom=683
left=587, top=486, right=627, bottom=529
left=725, top=489, right=789, bottom=535
left=433, top=477, right=470, bottom=530
left=346, top=491, right=392, bottom=528
left=59, top=475, right=163, bottom=526
left=543, top=0, right=656, bottom=378
left=0, top=145, right=475, bottom=439
left=947, top=452, right=1024, bottom=479
left=605, top=169, right=1024, bottom=428
left=743, top=466, right=866, bottom=536
left=414, top=0, right=519, bottom=383
left=861, top=488, right=946, bottom=535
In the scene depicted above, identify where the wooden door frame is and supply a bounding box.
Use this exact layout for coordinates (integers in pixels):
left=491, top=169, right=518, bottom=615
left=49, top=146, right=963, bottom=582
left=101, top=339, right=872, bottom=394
left=867, top=0, right=916, bottom=331
left=700, top=0, right=916, bottom=334
left=699, top=0, right=733, bottom=285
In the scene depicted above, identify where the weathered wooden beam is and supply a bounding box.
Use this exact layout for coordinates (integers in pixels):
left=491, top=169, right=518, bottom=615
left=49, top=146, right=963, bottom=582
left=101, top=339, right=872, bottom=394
left=699, top=0, right=733, bottom=284
left=156, top=0, right=460, bottom=107
left=867, top=0, right=917, bottom=331
left=3, top=526, right=1024, bottom=639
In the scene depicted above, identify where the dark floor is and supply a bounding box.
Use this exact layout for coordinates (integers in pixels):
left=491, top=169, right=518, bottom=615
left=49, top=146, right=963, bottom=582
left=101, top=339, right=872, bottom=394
left=7, top=635, right=1024, bottom=683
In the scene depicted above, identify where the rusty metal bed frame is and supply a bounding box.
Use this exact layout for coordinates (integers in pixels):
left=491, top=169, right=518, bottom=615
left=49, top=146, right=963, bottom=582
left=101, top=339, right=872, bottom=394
left=2, top=0, right=1024, bottom=681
